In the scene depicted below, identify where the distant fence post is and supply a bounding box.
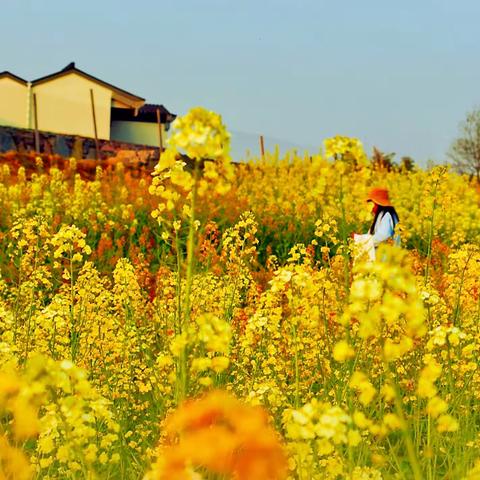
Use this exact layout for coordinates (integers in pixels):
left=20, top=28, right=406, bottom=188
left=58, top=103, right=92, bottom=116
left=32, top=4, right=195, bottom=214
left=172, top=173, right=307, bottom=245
left=156, top=108, right=164, bottom=160
left=89, top=89, right=99, bottom=160
left=259, top=135, right=265, bottom=160
left=33, top=93, right=40, bottom=152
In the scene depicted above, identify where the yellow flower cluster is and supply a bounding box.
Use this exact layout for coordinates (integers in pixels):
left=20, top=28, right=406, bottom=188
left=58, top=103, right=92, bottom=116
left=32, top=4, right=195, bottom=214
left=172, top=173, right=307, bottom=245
left=343, top=245, right=426, bottom=360
left=282, top=399, right=364, bottom=478
left=324, top=135, right=368, bottom=166
left=149, top=107, right=234, bottom=230
left=169, top=106, right=231, bottom=161
left=0, top=355, right=120, bottom=479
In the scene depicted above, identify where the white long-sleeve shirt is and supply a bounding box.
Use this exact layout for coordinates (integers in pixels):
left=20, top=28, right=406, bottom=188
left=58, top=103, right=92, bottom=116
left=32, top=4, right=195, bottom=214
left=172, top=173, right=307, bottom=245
left=371, top=211, right=396, bottom=246
left=354, top=212, right=399, bottom=261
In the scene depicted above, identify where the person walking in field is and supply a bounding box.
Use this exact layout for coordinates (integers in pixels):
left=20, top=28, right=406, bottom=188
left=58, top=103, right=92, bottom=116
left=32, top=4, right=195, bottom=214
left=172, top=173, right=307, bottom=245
left=353, top=187, right=400, bottom=261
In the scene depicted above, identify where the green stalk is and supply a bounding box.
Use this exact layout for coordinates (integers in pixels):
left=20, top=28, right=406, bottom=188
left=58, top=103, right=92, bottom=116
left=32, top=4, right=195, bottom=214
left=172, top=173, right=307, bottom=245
left=183, top=162, right=200, bottom=325
left=22, top=248, right=39, bottom=364
left=338, top=174, right=351, bottom=297
left=13, top=249, right=23, bottom=343
left=452, top=252, right=473, bottom=327
left=427, top=413, right=433, bottom=480
left=386, top=362, right=423, bottom=480
left=69, top=247, right=78, bottom=361
left=175, top=229, right=182, bottom=333
left=424, top=177, right=440, bottom=285
left=177, top=161, right=200, bottom=402
left=292, top=323, right=300, bottom=408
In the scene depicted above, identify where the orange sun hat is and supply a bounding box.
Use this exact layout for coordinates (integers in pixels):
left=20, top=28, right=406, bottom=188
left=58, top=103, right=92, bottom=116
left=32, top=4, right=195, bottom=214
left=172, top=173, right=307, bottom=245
left=367, top=187, right=392, bottom=207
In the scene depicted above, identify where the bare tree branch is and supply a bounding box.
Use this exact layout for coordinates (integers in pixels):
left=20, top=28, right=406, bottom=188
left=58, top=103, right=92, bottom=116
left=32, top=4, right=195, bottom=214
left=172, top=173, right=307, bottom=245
left=448, top=108, right=480, bottom=181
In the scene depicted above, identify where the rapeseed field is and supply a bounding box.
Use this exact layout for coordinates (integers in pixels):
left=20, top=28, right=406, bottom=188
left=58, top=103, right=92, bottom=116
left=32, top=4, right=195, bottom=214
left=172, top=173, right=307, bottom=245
left=1, top=108, right=480, bottom=480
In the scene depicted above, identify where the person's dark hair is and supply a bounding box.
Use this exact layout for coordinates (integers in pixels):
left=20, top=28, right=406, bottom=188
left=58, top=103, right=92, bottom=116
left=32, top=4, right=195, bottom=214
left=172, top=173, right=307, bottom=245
left=369, top=205, right=399, bottom=234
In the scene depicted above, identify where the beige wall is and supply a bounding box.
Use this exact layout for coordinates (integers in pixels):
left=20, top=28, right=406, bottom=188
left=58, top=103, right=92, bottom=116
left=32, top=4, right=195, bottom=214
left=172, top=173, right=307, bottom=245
left=0, top=78, right=28, bottom=128
left=32, top=73, right=112, bottom=139
left=111, top=120, right=163, bottom=147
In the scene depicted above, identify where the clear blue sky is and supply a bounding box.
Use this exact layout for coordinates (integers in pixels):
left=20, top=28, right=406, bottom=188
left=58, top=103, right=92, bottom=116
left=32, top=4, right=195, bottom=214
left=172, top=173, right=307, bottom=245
left=2, top=0, right=480, bottom=163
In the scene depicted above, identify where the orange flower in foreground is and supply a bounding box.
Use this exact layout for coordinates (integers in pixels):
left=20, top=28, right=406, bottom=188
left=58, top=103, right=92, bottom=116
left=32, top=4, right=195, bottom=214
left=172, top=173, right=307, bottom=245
left=157, top=390, right=287, bottom=480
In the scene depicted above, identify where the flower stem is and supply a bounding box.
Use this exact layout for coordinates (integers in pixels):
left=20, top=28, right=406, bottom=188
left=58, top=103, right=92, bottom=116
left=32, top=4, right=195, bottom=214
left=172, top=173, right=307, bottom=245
left=177, top=161, right=200, bottom=402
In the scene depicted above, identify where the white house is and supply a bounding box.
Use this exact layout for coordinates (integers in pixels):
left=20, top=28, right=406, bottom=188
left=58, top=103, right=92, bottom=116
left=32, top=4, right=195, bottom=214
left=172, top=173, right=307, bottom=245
left=0, top=62, right=175, bottom=147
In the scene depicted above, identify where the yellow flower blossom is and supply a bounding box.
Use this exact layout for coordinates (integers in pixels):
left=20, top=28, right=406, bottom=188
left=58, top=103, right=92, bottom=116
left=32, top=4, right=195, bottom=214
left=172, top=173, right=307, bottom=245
left=333, top=339, right=355, bottom=362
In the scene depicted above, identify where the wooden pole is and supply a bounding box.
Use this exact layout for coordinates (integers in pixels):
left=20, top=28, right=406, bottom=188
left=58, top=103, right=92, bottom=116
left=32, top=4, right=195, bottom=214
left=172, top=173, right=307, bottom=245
left=156, top=108, right=164, bottom=160
left=259, top=135, right=265, bottom=160
left=33, top=93, right=40, bottom=152
left=89, top=89, right=99, bottom=160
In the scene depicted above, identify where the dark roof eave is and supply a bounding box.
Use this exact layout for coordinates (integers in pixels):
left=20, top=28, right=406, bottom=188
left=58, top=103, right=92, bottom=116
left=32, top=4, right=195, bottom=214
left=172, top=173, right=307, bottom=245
left=0, top=71, right=28, bottom=85
left=31, top=65, right=145, bottom=102
left=111, top=104, right=176, bottom=124
left=142, top=103, right=177, bottom=121
left=111, top=113, right=176, bottom=124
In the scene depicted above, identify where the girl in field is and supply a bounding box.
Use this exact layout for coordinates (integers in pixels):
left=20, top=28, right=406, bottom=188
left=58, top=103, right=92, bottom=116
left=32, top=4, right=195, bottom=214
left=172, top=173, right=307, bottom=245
left=353, top=187, right=400, bottom=260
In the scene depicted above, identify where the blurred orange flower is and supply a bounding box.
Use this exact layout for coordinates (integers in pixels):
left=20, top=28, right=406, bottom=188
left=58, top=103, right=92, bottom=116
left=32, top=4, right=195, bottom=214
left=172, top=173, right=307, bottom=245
left=158, top=390, right=287, bottom=480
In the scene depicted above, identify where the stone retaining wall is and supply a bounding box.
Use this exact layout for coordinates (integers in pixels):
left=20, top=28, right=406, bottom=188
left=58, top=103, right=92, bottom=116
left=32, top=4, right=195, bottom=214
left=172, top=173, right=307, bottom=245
left=0, top=125, right=159, bottom=165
